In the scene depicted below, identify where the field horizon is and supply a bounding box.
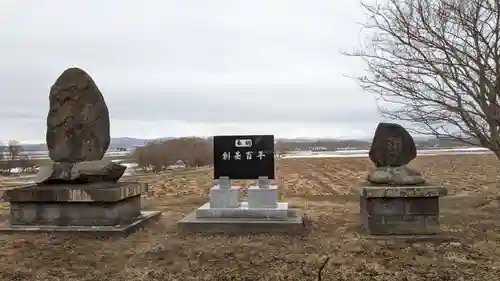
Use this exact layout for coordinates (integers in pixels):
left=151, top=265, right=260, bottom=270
left=0, top=154, right=499, bottom=280
left=7, top=135, right=480, bottom=152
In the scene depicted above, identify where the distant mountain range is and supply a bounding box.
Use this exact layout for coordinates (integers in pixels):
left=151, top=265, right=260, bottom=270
left=15, top=136, right=475, bottom=151
left=19, top=137, right=154, bottom=151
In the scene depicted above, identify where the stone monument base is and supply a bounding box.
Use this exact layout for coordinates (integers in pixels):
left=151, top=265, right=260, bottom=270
left=179, top=180, right=306, bottom=235
left=247, top=185, right=278, bottom=208
left=0, top=182, right=161, bottom=235
left=178, top=201, right=305, bottom=235
left=196, top=202, right=293, bottom=219
left=209, top=185, right=241, bottom=208
left=360, top=184, right=446, bottom=235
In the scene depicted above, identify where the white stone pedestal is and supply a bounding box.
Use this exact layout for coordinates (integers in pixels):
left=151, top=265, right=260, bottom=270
left=248, top=185, right=278, bottom=208
left=195, top=201, right=289, bottom=219
left=209, top=185, right=241, bottom=208
left=179, top=175, right=306, bottom=234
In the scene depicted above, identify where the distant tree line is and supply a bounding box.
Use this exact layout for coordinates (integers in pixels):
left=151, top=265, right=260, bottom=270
left=132, top=137, right=213, bottom=172
left=0, top=135, right=476, bottom=176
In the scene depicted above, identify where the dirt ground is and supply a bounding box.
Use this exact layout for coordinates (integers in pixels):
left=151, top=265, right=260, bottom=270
left=0, top=155, right=499, bottom=281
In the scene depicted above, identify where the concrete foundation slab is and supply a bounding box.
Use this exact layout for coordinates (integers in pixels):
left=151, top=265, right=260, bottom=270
left=1, top=182, right=160, bottom=236
left=5, top=181, right=147, bottom=202
left=178, top=209, right=306, bottom=235
left=0, top=211, right=161, bottom=236
left=10, top=195, right=142, bottom=226
left=5, top=182, right=149, bottom=226
left=195, top=201, right=294, bottom=219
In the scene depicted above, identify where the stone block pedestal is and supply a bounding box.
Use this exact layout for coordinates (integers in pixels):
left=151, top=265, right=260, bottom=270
left=248, top=185, right=278, bottom=208
left=209, top=185, right=241, bottom=208
left=360, top=185, right=446, bottom=235
left=0, top=182, right=161, bottom=235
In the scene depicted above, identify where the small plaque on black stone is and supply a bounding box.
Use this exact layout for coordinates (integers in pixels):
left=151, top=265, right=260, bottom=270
left=213, top=135, right=275, bottom=180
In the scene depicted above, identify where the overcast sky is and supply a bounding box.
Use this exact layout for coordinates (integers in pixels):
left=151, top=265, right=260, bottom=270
left=1, top=0, right=386, bottom=143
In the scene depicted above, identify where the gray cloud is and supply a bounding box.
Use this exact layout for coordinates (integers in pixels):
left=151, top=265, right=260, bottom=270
left=0, top=0, right=378, bottom=142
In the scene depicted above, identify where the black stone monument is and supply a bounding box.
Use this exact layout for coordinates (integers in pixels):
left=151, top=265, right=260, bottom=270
left=177, top=134, right=306, bottom=235
left=213, top=134, right=275, bottom=180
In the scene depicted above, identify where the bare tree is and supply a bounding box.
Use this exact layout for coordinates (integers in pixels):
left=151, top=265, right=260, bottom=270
left=346, top=0, right=500, bottom=158
left=4, top=140, right=23, bottom=173
left=6, top=140, right=22, bottom=159
left=0, top=145, right=6, bottom=173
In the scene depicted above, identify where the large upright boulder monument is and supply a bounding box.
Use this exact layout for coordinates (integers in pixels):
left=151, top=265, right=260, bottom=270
left=47, top=67, right=111, bottom=163
left=0, top=67, right=160, bottom=235
left=359, top=122, right=446, bottom=236
left=37, top=67, right=124, bottom=184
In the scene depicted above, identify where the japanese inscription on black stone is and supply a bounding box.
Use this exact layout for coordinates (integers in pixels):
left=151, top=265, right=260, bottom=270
left=213, top=134, right=275, bottom=180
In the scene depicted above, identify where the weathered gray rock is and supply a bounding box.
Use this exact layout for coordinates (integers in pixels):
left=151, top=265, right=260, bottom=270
left=369, top=122, right=417, bottom=167
left=35, top=160, right=126, bottom=185
left=46, top=67, right=110, bottom=163
left=367, top=165, right=425, bottom=185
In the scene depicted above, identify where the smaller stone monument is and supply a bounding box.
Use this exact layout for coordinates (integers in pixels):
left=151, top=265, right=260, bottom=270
left=0, top=67, right=160, bottom=235
left=359, top=123, right=447, bottom=235
left=178, top=134, right=305, bottom=234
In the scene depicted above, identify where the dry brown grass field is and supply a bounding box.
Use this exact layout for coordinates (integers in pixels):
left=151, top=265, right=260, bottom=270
left=0, top=155, right=500, bottom=281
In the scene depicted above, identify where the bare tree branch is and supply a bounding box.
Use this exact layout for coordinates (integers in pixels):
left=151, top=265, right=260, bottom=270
left=345, top=0, right=500, bottom=158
